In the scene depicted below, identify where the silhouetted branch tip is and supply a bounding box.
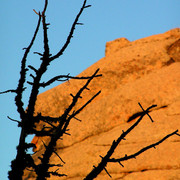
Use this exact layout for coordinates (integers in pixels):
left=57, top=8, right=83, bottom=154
left=108, top=130, right=178, bottom=164
left=76, top=22, right=84, bottom=25
left=104, top=167, right=112, bottom=178
left=49, top=0, right=91, bottom=61
left=64, top=132, right=71, bottom=136
left=84, top=5, right=92, bottom=8
left=30, top=74, right=35, bottom=79
left=99, top=155, right=103, bottom=159
left=28, top=65, right=38, bottom=73
left=7, top=116, right=22, bottom=127
left=138, top=103, right=157, bottom=122
left=70, top=93, right=74, bottom=98
left=33, top=52, right=43, bottom=56
left=52, top=149, right=65, bottom=164
left=0, top=89, right=17, bottom=94
left=33, top=9, right=39, bottom=16
left=118, top=161, right=124, bottom=167
left=27, top=81, right=33, bottom=85
left=72, top=116, right=82, bottom=122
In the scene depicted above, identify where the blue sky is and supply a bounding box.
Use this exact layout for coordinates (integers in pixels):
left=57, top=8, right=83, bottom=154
left=0, top=0, right=179, bottom=179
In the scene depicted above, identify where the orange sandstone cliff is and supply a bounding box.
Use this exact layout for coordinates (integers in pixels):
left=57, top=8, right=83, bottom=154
left=24, top=28, right=180, bottom=180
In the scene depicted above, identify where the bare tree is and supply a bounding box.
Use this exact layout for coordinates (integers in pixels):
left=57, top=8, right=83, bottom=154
left=1, top=0, right=179, bottom=180
left=1, top=0, right=101, bottom=179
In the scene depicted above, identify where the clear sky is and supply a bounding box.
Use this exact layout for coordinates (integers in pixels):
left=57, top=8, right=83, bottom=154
left=0, top=0, right=179, bottom=179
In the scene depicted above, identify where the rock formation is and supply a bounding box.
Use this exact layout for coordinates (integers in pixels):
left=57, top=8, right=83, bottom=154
left=24, top=28, right=180, bottom=180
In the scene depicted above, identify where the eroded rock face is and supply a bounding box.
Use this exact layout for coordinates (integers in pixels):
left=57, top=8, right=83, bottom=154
left=24, top=28, right=180, bottom=180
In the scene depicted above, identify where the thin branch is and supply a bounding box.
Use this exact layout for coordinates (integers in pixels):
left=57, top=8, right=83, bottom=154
left=61, top=68, right=100, bottom=119
left=8, top=12, right=42, bottom=180
left=38, top=73, right=102, bottom=88
left=28, top=65, right=38, bottom=73
left=15, top=13, right=41, bottom=120
left=35, top=69, right=101, bottom=180
left=84, top=104, right=156, bottom=180
left=26, top=0, right=51, bottom=123
left=103, top=167, right=112, bottom=178
left=69, top=90, right=101, bottom=120
left=48, top=170, right=67, bottom=177
left=41, top=0, right=50, bottom=59
left=0, top=89, right=16, bottom=94
left=33, top=113, right=62, bottom=123
left=33, top=52, right=44, bottom=56
left=7, top=116, right=22, bottom=127
left=52, top=149, right=65, bottom=164
left=49, top=0, right=90, bottom=61
left=109, top=130, right=179, bottom=163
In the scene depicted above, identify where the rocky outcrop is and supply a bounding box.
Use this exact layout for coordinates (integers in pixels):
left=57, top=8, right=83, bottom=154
left=24, top=28, right=180, bottom=180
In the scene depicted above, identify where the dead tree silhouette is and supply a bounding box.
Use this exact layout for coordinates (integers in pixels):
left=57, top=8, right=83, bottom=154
left=0, top=0, right=179, bottom=180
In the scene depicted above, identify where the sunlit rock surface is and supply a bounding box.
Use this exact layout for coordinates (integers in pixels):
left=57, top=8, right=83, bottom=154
left=24, top=28, right=180, bottom=180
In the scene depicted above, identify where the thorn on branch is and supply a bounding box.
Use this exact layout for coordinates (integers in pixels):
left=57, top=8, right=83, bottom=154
left=7, top=116, right=22, bottom=127
left=118, top=161, right=124, bottom=167
left=53, top=149, right=65, bottom=164
left=38, top=157, right=43, bottom=161
left=28, top=65, right=38, bottom=73
left=72, top=116, right=82, bottom=122
left=33, top=52, right=43, bottom=56
left=76, top=22, right=84, bottom=25
left=99, top=155, right=103, bottom=159
left=103, top=167, right=112, bottom=178
left=84, top=5, right=92, bottom=8
left=27, top=81, right=33, bottom=85
left=64, top=132, right=71, bottom=136
left=70, top=93, right=74, bottom=98
left=30, top=74, right=35, bottom=79
left=33, top=9, right=39, bottom=16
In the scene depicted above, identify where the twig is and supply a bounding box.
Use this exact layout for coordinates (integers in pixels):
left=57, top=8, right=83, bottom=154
left=49, top=0, right=90, bottom=61
left=38, top=73, right=102, bottom=88
left=109, top=130, right=179, bottom=163
left=0, top=89, right=16, bottom=94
